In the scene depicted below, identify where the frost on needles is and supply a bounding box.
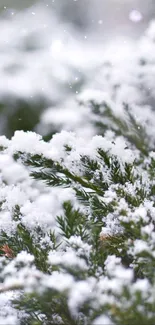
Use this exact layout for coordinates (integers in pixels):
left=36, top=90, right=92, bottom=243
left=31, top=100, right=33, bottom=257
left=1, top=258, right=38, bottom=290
left=0, top=117, right=155, bottom=325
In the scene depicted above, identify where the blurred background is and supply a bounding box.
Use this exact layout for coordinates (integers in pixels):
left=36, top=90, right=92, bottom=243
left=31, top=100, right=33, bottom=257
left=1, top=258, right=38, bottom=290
left=0, top=0, right=154, bottom=139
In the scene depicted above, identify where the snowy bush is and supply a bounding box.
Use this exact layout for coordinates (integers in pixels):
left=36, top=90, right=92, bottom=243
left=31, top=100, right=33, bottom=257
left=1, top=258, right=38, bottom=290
left=1, top=2, right=155, bottom=325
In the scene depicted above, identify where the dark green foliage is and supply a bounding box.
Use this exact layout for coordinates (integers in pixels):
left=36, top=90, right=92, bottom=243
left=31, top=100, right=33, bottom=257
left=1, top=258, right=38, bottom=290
left=0, top=97, right=47, bottom=138
left=0, top=205, right=52, bottom=273
left=57, top=201, right=89, bottom=241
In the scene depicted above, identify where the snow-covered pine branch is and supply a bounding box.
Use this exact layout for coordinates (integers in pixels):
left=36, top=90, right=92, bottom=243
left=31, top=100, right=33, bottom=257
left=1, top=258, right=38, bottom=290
left=0, top=126, right=155, bottom=324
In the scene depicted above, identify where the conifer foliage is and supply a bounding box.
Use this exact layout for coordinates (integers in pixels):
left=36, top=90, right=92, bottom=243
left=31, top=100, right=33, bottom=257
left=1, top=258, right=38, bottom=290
left=1, top=6, right=155, bottom=325
left=0, top=104, right=155, bottom=324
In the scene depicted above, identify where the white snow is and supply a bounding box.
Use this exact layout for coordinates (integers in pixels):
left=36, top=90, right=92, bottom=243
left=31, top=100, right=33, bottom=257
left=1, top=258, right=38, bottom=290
left=93, top=315, right=114, bottom=325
